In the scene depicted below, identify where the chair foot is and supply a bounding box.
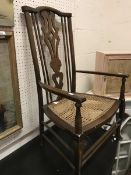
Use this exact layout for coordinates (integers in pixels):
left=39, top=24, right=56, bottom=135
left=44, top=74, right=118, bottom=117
left=40, top=135, right=44, bottom=146
left=74, top=169, right=81, bottom=175
left=39, top=112, right=45, bottom=146
left=116, top=125, right=122, bottom=141
left=74, top=136, right=82, bottom=175
left=74, top=157, right=81, bottom=175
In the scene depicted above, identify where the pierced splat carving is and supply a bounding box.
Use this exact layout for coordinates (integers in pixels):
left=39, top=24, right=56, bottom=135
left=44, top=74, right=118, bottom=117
left=40, top=11, right=63, bottom=89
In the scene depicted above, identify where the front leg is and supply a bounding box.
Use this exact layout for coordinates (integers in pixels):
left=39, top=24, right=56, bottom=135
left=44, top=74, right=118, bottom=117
left=74, top=135, right=83, bottom=175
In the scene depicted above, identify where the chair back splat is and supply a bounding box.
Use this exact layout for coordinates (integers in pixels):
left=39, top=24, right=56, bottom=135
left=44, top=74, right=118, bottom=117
left=22, top=6, right=76, bottom=104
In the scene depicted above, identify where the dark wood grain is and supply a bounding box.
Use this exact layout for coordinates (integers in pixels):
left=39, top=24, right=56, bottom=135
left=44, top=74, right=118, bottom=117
left=22, top=6, right=72, bottom=17
left=22, top=6, right=127, bottom=175
left=76, top=70, right=129, bottom=78
left=39, top=81, right=86, bottom=103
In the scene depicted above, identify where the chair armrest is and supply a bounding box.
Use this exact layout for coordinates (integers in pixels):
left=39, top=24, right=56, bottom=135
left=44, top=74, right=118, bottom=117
left=76, top=70, right=129, bottom=78
left=39, top=82, right=86, bottom=103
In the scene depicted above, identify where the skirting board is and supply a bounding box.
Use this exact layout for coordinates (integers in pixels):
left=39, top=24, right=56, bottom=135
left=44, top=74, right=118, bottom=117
left=0, top=127, right=39, bottom=160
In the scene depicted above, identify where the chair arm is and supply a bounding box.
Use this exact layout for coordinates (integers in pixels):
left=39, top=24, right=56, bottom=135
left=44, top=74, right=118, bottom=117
left=39, top=82, right=86, bottom=103
left=76, top=70, right=129, bottom=78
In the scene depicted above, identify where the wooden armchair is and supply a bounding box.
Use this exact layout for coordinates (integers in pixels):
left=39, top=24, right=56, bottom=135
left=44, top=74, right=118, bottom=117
left=22, top=6, right=129, bottom=175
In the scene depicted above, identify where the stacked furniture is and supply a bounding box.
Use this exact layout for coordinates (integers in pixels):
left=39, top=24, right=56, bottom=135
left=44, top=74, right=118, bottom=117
left=112, top=101, right=131, bottom=175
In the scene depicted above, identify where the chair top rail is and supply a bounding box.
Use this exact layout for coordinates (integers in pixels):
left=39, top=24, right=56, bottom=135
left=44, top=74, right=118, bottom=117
left=22, top=5, right=72, bottom=17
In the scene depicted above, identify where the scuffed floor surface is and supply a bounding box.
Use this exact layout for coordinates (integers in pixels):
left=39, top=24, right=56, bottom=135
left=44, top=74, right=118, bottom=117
left=0, top=127, right=118, bottom=175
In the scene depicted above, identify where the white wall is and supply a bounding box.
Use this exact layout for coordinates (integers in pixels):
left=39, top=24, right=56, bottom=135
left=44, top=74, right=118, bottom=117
left=1, top=0, right=131, bottom=160
left=75, top=0, right=131, bottom=92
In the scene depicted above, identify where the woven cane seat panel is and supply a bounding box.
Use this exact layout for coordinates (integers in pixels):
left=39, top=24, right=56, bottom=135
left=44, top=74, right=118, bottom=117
left=48, top=94, right=117, bottom=129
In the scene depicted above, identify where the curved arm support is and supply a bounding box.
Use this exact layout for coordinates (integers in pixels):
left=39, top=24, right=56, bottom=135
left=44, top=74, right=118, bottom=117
left=39, top=81, right=86, bottom=103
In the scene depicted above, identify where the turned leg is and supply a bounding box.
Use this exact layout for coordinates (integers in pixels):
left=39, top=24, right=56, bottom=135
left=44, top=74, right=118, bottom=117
left=74, top=136, right=82, bottom=175
left=116, top=77, right=126, bottom=139
left=39, top=108, right=44, bottom=146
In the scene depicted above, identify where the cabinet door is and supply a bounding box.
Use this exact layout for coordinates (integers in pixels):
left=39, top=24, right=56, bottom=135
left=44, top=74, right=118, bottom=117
left=106, top=56, right=131, bottom=94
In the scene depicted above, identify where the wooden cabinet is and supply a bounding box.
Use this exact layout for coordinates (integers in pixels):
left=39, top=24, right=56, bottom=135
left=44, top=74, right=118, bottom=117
left=93, top=52, right=131, bottom=97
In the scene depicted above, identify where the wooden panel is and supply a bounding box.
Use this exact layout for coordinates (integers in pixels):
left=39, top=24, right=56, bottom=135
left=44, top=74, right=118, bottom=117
left=106, top=58, right=131, bottom=94
left=94, top=52, right=107, bottom=95
left=93, top=52, right=131, bottom=96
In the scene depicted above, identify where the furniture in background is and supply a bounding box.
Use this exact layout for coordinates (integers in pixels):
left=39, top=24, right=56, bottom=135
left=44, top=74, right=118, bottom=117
left=22, top=6, right=128, bottom=175
left=112, top=100, right=131, bottom=175
left=94, top=52, right=131, bottom=97
left=93, top=52, right=131, bottom=174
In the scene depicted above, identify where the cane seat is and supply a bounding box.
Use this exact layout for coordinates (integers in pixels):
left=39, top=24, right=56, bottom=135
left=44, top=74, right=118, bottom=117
left=46, top=94, right=119, bottom=133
